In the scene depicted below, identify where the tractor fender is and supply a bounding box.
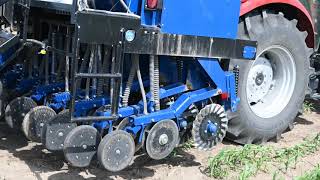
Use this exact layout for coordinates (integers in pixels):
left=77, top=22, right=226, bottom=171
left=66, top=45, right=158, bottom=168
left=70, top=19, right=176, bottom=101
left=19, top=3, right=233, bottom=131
left=240, top=0, right=315, bottom=47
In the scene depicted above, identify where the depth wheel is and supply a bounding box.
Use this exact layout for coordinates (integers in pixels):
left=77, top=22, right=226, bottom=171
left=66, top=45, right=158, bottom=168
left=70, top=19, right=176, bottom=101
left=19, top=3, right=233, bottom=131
left=42, top=110, right=77, bottom=151
left=145, top=119, right=179, bottom=160
left=22, top=106, right=56, bottom=142
left=228, top=11, right=312, bottom=144
left=98, top=130, right=135, bottom=172
left=5, top=97, right=37, bottom=129
left=63, top=125, right=101, bottom=167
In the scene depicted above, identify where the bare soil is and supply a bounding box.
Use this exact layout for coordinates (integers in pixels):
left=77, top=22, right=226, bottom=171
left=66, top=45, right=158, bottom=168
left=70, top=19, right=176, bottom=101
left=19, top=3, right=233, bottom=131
left=0, top=104, right=320, bottom=180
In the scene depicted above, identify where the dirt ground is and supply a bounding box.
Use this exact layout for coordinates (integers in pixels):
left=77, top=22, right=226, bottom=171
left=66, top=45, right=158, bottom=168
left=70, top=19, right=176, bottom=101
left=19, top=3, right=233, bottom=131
left=0, top=105, right=320, bottom=180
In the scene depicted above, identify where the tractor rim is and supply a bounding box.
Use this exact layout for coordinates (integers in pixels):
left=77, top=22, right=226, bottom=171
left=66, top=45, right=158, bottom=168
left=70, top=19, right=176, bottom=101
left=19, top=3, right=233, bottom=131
left=246, top=45, right=296, bottom=118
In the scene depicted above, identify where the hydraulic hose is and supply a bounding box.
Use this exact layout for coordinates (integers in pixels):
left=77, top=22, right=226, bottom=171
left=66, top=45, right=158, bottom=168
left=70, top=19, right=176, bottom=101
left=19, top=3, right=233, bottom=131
left=134, top=54, right=148, bottom=115
left=84, top=8, right=140, bottom=18
left=25, top=39, right=46, bottom=49
left=119, top=0, right=132, bottom=14
left=122, top=54, right=137, bottom=107
left=64, top=33, right=71, bottom=92
left=92, top=44, right=99, bottom=97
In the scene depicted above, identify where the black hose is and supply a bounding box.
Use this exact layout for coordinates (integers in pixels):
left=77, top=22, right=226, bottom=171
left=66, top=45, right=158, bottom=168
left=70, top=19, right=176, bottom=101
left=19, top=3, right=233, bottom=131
left=134, top=54, right=147, bottom=114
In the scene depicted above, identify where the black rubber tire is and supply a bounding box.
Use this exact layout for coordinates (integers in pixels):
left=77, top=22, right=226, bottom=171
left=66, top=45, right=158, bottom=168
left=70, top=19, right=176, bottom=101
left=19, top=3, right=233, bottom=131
left=63, top=125, right=101, bottom=168
left=227, top=11, right=312, bottom=144
left=97, top=130, right=135, bottom=172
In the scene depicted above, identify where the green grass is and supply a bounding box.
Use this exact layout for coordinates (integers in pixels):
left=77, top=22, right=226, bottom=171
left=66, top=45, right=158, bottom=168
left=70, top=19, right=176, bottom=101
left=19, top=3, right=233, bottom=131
left=207, top=134, right=320, bottom=180
left=170, top=140, right=195, bottom=157
left=180, top=139, right=194, bottom=151
left=303, top=101, right=316, bottom=114
left=295, top=165, right=320, bottom=180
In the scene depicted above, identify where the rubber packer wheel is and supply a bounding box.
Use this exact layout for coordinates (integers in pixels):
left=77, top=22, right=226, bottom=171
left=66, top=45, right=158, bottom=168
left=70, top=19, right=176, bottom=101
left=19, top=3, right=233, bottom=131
left=98, top=130, right=135, bottom=172
left=63, top=125, right=101, bottom=168
left=145, top=119, right=179, bottom=160
left=227, top=11, right=312, bottom=144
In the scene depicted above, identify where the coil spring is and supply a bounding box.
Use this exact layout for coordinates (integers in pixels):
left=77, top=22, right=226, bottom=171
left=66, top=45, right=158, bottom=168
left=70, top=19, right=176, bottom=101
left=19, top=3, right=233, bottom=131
left=233, top=65, right=240, bottom=96
left=177, top=60, right=183, bottom=82
left=122, top=55, right=137, bottom=107
left=154, top=56, right=160, bottom=111
left=149, top=55, right=160, bottom=111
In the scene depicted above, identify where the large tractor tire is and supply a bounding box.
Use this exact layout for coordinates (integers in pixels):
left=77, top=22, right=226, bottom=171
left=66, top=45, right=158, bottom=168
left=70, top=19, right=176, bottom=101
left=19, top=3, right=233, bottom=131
left=227, top=11, right=312, bottom=144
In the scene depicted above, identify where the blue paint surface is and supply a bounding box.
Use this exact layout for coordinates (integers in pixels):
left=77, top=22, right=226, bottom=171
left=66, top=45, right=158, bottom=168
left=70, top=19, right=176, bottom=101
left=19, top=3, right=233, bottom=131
left=160, top=0, right=240, bottom=39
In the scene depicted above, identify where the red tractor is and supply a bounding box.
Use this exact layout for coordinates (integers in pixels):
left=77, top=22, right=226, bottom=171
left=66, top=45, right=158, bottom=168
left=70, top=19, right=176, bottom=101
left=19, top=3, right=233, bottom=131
left=227, top=0, right=320, bottom=144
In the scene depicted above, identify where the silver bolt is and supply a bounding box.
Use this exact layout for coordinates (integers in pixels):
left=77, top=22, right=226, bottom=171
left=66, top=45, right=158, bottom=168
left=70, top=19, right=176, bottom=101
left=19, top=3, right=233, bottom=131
left=82, top=144, right=87, bottom=149
left=159, top=134, right=169, bottom=145
left=116, top=149, right=121, bottom=155
left=58, top=132, right=63, bottom=137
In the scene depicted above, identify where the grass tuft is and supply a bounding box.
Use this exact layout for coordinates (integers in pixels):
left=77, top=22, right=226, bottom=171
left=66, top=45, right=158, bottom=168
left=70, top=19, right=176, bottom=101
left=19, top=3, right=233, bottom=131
left=295, top=165, right=320, bottom=180
left=170, top=140, right=195, bottom=157
left=207, top=134, right=320, bottom=180
left=180, top=140, right=194, bottom=151
left=303, top=101, right=315, bottom=114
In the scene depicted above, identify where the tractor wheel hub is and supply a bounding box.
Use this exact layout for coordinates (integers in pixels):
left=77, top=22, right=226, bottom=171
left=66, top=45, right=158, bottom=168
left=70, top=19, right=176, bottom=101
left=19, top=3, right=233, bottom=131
left=246, top=45, right=296, bottom=118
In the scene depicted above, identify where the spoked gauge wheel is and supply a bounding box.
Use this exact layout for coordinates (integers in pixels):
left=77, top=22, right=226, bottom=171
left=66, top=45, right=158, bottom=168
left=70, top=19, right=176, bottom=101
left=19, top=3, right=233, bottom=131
left=22, top=106, right=56, bottom=142
left=42, top=110, right=77, bottom=151
left=228, top=11, right=312, bottom=144
left=145, top=119, right=179, bottom=160
left=5, top=97, right=37, bottom=129
left=192, top=104, right=228, bottom=150
left=63, top=125, right=101, bottom=167
left=98, top=130, right=135, bottom=172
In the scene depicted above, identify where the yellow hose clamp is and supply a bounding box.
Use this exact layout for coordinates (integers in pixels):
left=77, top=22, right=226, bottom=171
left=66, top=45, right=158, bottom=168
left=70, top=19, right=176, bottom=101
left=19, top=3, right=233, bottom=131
left=39, top=49, right=47, bottom=55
